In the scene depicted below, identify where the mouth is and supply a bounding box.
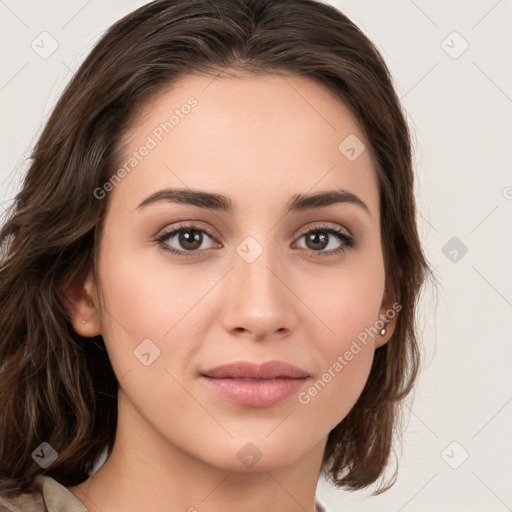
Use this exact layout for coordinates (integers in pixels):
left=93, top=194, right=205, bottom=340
left=200, top=360, right=311, bottom=407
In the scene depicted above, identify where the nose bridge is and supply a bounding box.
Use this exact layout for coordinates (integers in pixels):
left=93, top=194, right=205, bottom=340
left=221, top=233, right=295, bottom=338
left=237, top=236, right=281, bottom=301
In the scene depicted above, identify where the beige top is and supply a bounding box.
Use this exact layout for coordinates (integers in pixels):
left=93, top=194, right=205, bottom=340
left=0, top=475, right=88, bottom=511
left=0, top=475, right=327, bottom=512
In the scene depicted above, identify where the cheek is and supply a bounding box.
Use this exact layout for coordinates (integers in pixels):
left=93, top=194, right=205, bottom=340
left=95, top=241, right=219, bottom=379
left=298, top=254, right=385, bottom=349
left=294, top=261, right=384, bottom=417
left=297, top=285, right=379, bottom=428
left=94, top=253, right=206, bottom=434
left=298, top=347, right=374, bottom=431
left=298, top=294, right=379, bottom=423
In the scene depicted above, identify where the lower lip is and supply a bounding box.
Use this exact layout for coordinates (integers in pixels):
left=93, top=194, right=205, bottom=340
left=200, top=376, right=309, bottom=407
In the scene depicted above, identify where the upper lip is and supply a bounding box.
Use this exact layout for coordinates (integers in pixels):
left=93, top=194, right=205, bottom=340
left=201, top=360, right=310, bottom=379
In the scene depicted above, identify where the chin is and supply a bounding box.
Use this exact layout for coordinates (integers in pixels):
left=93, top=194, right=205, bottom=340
left=195, top=435, right=315, bottom=473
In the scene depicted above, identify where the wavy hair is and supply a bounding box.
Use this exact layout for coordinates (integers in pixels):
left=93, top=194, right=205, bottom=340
left=0, top=0, right=435, bottom=499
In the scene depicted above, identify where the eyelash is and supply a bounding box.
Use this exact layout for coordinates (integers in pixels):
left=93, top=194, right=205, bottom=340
left=154, top=222, right=355, bottom=258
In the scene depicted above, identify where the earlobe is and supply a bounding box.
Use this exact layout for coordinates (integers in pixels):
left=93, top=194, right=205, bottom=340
left=61, top=269, right=102, bottom=337
left=374, top=303, right=398, bottom=348
left=374, top=313, right=396, bottom=349
left=375, top=280, right=400, bottom=349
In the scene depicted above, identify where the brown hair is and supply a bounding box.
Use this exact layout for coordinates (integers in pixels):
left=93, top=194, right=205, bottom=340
left=0, top=0, right=435, bottom=499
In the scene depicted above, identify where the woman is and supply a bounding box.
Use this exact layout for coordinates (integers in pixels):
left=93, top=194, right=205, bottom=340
left=0, top=0, right=434, bottom=511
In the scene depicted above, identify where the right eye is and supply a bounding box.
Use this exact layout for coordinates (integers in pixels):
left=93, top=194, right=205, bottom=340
left=155, top=222, right=220, bottom=257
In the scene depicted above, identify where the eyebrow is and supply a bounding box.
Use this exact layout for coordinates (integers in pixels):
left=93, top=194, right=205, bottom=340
left=136, top=187, right=372, bottom=217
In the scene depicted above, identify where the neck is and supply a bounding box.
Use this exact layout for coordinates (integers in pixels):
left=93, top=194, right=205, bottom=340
left=68, top=391, right=327, bottom=512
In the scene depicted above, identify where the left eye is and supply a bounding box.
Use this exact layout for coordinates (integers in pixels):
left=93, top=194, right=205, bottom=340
left=294, top=226, right=353, bottom=254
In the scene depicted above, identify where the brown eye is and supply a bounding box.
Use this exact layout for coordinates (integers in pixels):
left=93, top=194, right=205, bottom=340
left=175, top=228, right=204, bottom=251
left=304, top=231, right=329, bottom=251
left=294, top=223, right=354, bottom=257
left=155, top=223, right=218, bottom=257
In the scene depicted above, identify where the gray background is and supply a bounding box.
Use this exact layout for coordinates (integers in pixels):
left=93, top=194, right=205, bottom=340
left=1, top=1, right=511, bottom=511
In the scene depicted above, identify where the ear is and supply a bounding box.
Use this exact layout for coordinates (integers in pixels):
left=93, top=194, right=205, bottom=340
left=61, top=268, right=102, bottom=337
left=374, top=274, right=401, bottom=349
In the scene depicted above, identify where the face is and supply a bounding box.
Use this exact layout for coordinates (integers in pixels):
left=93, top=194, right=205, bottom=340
left=74, top=72, right=396, bottom=473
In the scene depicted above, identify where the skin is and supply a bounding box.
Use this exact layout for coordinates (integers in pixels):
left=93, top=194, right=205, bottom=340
left=65, top=72, right=397, bottom=512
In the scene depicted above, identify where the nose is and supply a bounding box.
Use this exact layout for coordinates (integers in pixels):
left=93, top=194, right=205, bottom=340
left=220, top=240, right=297, bottom=342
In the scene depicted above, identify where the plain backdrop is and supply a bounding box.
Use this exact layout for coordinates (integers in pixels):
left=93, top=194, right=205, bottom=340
left=0, top=1, right=511, bottom=511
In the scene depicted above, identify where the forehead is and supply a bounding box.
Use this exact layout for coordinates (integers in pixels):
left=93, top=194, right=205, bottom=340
left=111, top=72, right=379, bottom=219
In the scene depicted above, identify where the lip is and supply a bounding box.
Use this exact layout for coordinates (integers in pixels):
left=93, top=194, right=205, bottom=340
left=200, top=360, right=311, bottom=407
left=202, top=360, right=310, bottom=379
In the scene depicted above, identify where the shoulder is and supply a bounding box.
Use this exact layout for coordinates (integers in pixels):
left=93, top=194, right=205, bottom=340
left=0, top=475, right=88, bottom=512
left=0, top=477, right=44, bottom=512
left=315, top=499, right=328, bottom=512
